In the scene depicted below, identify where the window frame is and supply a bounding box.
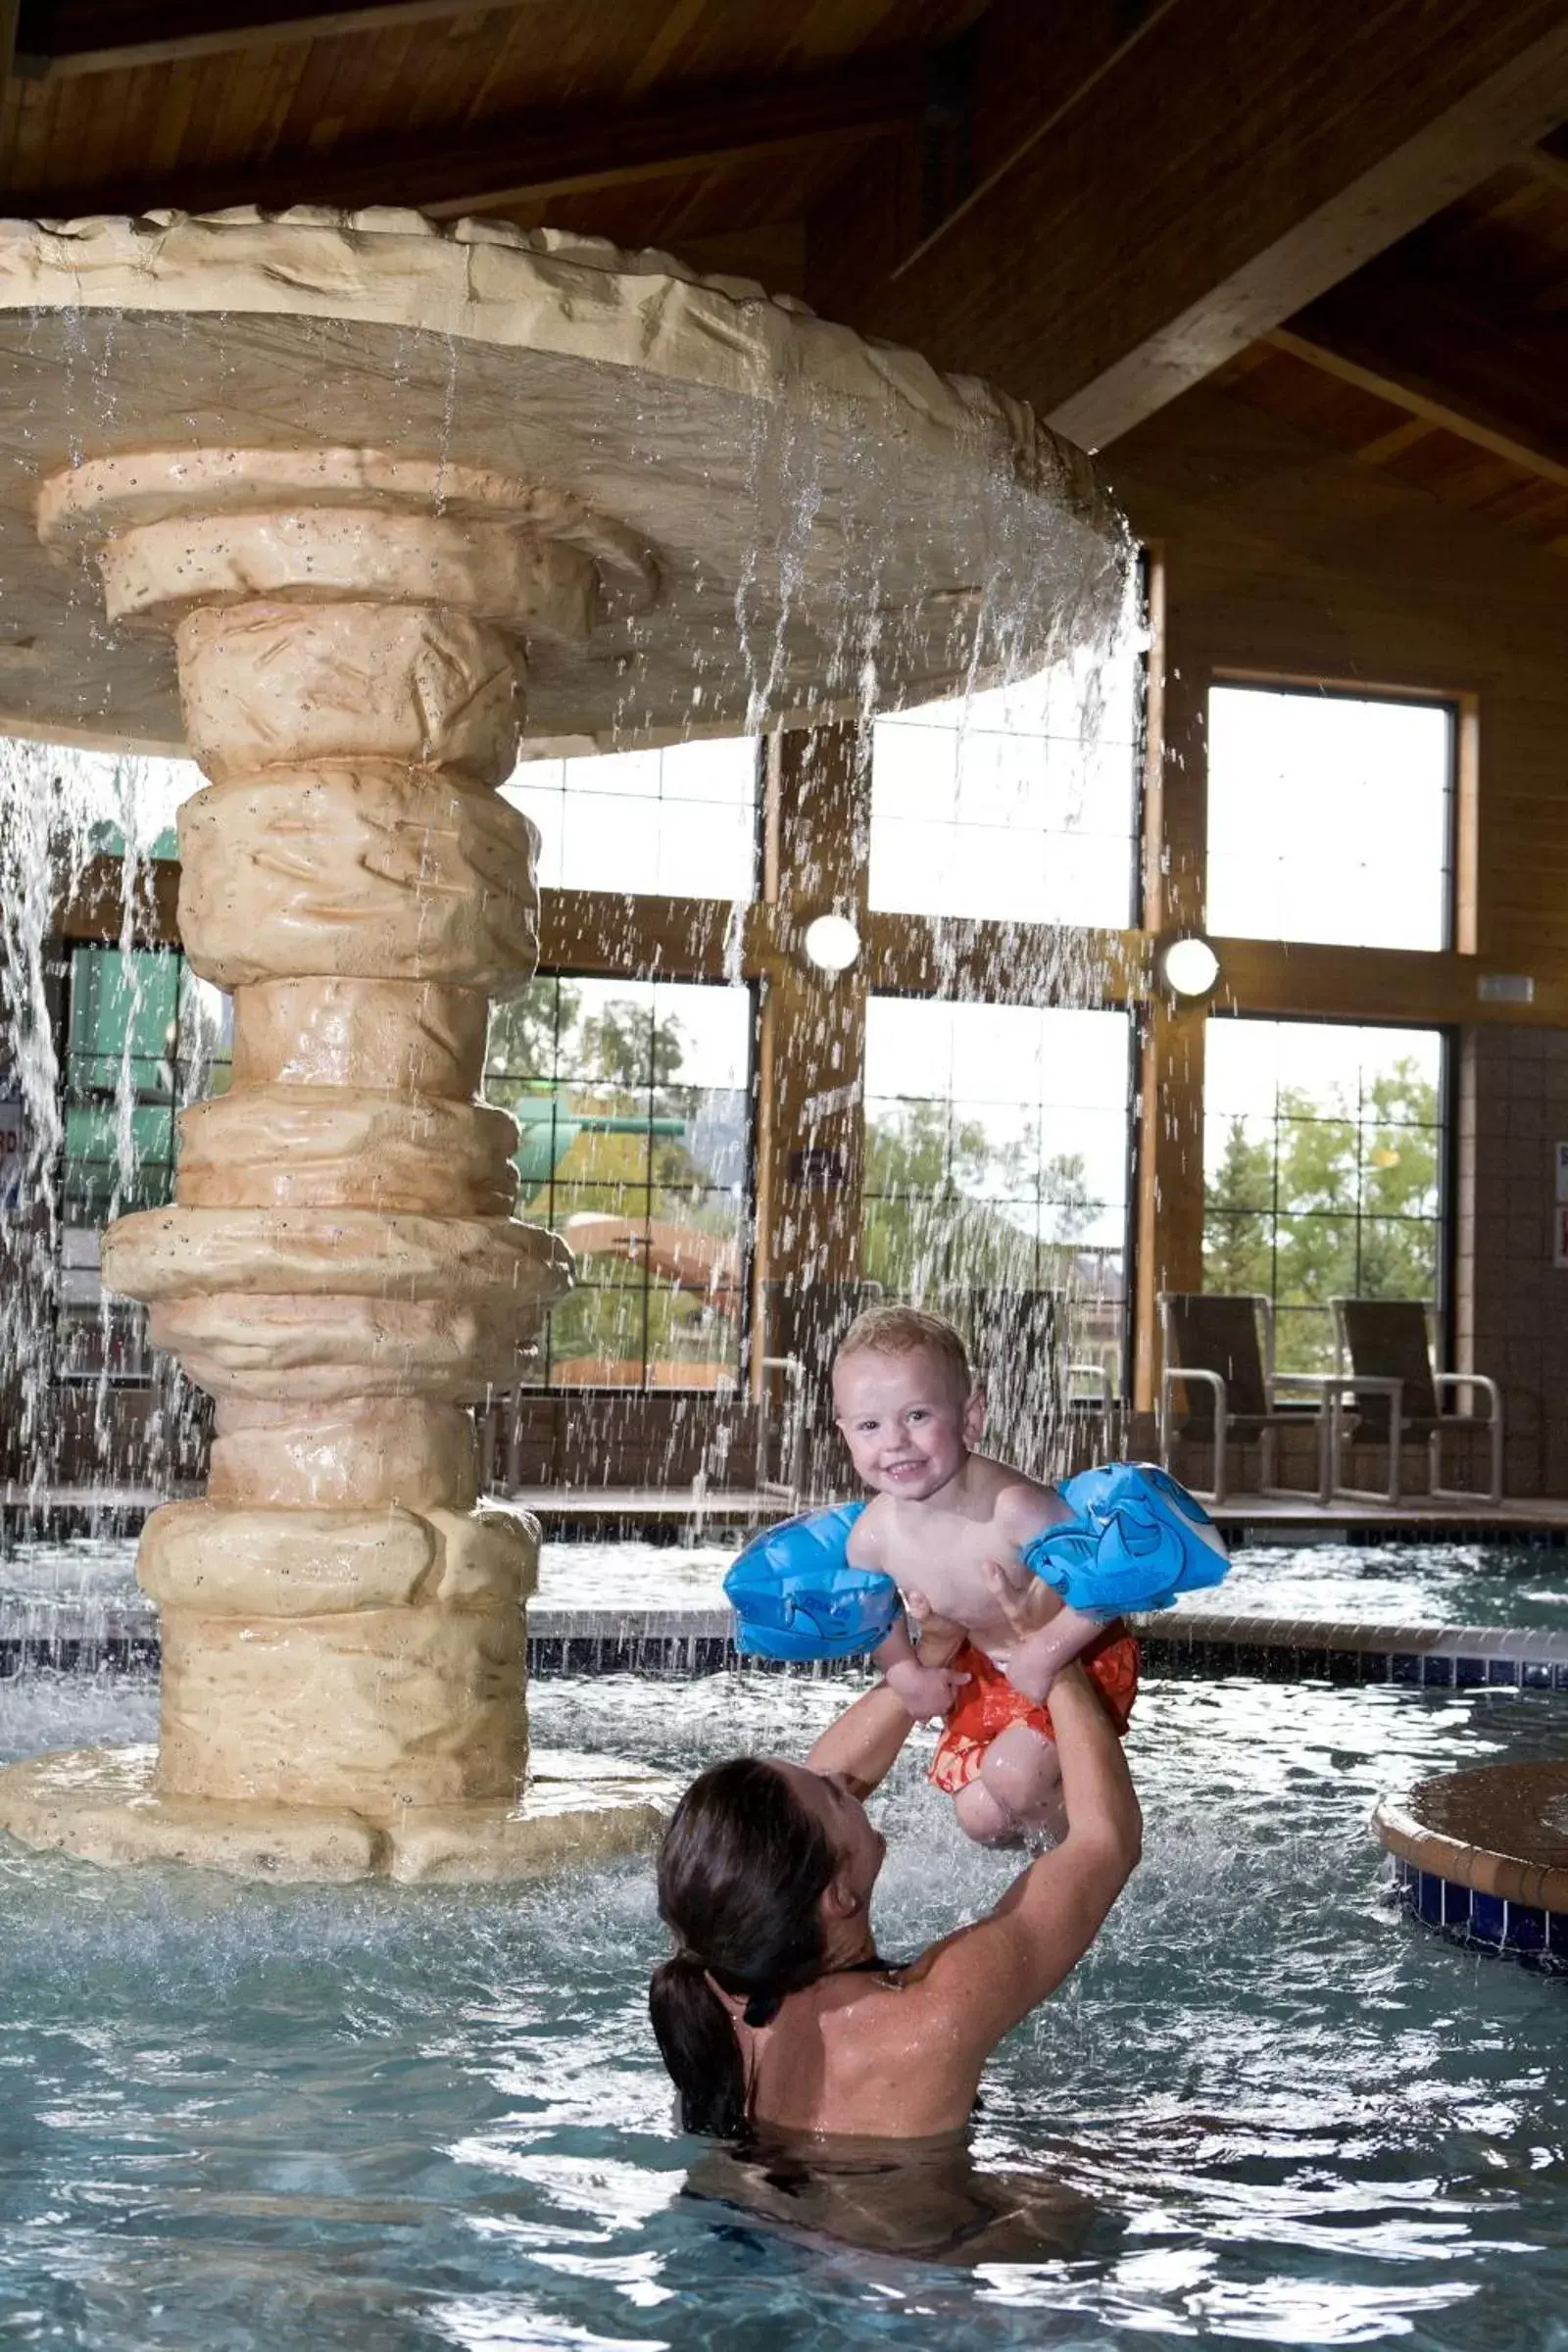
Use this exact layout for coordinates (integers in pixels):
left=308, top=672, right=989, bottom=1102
left=487, top=966, right=756, bottom=1396
left=865, top=656, right=1145, bottom=933
left=1200, top=1007, right=1456, bottom=1375
left=858, top=989, right=1139, bottom=1400
left=1206, top=671, right=1464, bottom=956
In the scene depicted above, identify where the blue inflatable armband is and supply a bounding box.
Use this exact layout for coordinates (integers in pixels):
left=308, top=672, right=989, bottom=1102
left=724, top=1501, right=899, bottom=1661
left=1023, top=1462, right=1228, bottom=1620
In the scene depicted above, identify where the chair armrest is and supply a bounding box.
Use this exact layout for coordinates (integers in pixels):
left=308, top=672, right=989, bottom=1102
left=1161, top=1364, right=1228, bottom=1405
left=1433, top=1371, right=1501, bottom=1421
left=1299, top=1372, right=1404, bottom=1397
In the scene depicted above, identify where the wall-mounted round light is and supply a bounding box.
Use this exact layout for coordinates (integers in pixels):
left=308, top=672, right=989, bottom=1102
left=1158, top=933, right=1221, bottom=1001
left=802, top=912, right=861, bottom=973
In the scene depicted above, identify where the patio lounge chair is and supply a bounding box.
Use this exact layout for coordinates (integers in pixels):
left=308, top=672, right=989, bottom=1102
left=1157, top=1291, right=1335, bottom=1506
left=1329, top=1298, right=1503, bottom=1506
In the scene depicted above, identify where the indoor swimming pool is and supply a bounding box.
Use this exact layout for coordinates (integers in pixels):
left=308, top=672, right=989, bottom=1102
left=0, top=1659, right=1563, bottom=2348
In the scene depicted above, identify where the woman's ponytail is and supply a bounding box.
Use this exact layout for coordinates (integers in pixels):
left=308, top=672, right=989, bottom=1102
left=649, top=1952, right=748, bottom=2138
left=650, top=1757, right=836, bottom=2138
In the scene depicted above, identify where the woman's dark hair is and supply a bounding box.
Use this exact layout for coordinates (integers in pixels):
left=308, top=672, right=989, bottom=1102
left=650, top=1756, right=836, bottom=2138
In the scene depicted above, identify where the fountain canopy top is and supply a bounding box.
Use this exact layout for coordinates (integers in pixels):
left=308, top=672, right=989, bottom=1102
left=0, top=208, right=1124, bottom=756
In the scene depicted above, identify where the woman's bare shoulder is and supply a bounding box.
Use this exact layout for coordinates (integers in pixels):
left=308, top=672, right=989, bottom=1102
left=772, top=1975, right=979, bottom=2133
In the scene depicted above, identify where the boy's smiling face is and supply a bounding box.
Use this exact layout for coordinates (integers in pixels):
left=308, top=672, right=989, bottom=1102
left=832, top=1343, right=983, bottom=1502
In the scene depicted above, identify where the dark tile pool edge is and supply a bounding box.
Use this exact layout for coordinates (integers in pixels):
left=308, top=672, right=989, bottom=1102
left=518, top=1608, right=1568, bottom=1690
left=1127, top=1609, right=1568, bottom=1691
left=1390, top=1854, right=1568, bottom=1974
left=5, top=1608, right=1568, bottom=1691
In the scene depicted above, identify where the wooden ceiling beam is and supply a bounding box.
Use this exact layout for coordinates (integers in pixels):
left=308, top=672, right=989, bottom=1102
left=4, top=56, right=932, bottom=219
left=64, top=855, right=1568, bottom=1032
left=814, top=0, right=1568, bottom=452
left=9, top=0, right=528, bottom=77
left=1272, top=265, right=1568, bottom=494
left=1521, top=124, right=1568, bottom=190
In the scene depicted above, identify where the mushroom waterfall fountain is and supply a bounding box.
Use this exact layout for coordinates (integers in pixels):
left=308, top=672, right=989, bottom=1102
left=0, top=208, right=1125, bottom=1883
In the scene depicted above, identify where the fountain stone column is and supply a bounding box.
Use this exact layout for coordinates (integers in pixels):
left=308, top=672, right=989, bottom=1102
left=0, top=208, right=1127, bottom=1886
left=0, top=448, right=670, bottom=1879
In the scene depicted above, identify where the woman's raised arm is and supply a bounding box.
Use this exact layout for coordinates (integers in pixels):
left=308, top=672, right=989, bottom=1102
left=805, top=1591, right=967, bottom=1797
left=804, top=1677, right=919, bottom=1797
left=901, top=1656, right=1142, bottom=2056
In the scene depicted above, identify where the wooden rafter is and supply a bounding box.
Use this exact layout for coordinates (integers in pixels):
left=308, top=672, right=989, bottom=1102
left=1521, top=124, right=1568, bottom=189
left=1272, top=266, right=1568, bottom=494
left=2, top=54, right=932, bottom=219
left=1271, top=328, right=1568, bottom=495
left=8, top=0, right=522, bottom=76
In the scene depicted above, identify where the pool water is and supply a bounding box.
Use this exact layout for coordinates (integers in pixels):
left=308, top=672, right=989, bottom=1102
left=1216, top=1541, right=1568, bottom=1630
left=542, top=1533, right=1568, bottom=1630
left=5, top=1530, right=1568, bottom=1635
left=0, top=1662, right=1564, bottom=2348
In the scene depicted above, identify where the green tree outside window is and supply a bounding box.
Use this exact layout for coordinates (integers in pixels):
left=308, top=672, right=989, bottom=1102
left=1203, top=1054, right=1441, bottom=1370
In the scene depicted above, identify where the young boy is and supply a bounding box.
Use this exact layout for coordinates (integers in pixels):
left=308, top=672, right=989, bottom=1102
left=833, top=1303, right=1139, bottom=1848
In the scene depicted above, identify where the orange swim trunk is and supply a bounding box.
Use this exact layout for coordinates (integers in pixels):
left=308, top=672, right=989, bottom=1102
left=928, top=1624, right=1140, bottom=1795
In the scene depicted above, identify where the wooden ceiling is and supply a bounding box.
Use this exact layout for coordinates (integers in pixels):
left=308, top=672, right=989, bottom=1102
left=0, top=0, right=984, bottom=281
left=1, top=0, right=1566, bottom=564
left=1214, top=155, right=1568, bottom=564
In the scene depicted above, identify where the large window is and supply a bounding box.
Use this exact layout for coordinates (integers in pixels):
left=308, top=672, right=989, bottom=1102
left=58, top=940, right=230, bottom=1377
left=492, top=739, right=761, bottom=1387
left=1203, top=1018, right=1446, bottom=1373
left=501, top=737, right=760, bottom=900
left=485, top=975, right=751, bottom=1390
left=1207, top=683, right=1454, bottom=949
left=861, top=999, right=1133, bottom=1392
left=869, top=644, right=1141, bottom=926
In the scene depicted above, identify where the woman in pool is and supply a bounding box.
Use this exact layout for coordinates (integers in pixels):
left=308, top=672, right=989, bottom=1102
left=649, top=1585, right=1141, bottom=2143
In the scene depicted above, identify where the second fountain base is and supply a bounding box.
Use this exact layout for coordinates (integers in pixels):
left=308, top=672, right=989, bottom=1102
left=0, top=1744, right=672, bottom=1884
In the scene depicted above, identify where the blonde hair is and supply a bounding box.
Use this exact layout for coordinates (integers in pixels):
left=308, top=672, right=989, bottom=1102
left=834, top=1303, right=973, bottom=1398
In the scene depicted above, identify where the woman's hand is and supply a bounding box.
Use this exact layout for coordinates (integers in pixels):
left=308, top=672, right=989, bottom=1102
left=985, top=1564, right=1103, bottom=1704
left=983, top=1559, right=1060, bottom=1701
left=906, top=1587, right=966, bottom=1666
left=883, top=1653, right=968, bottom=1724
